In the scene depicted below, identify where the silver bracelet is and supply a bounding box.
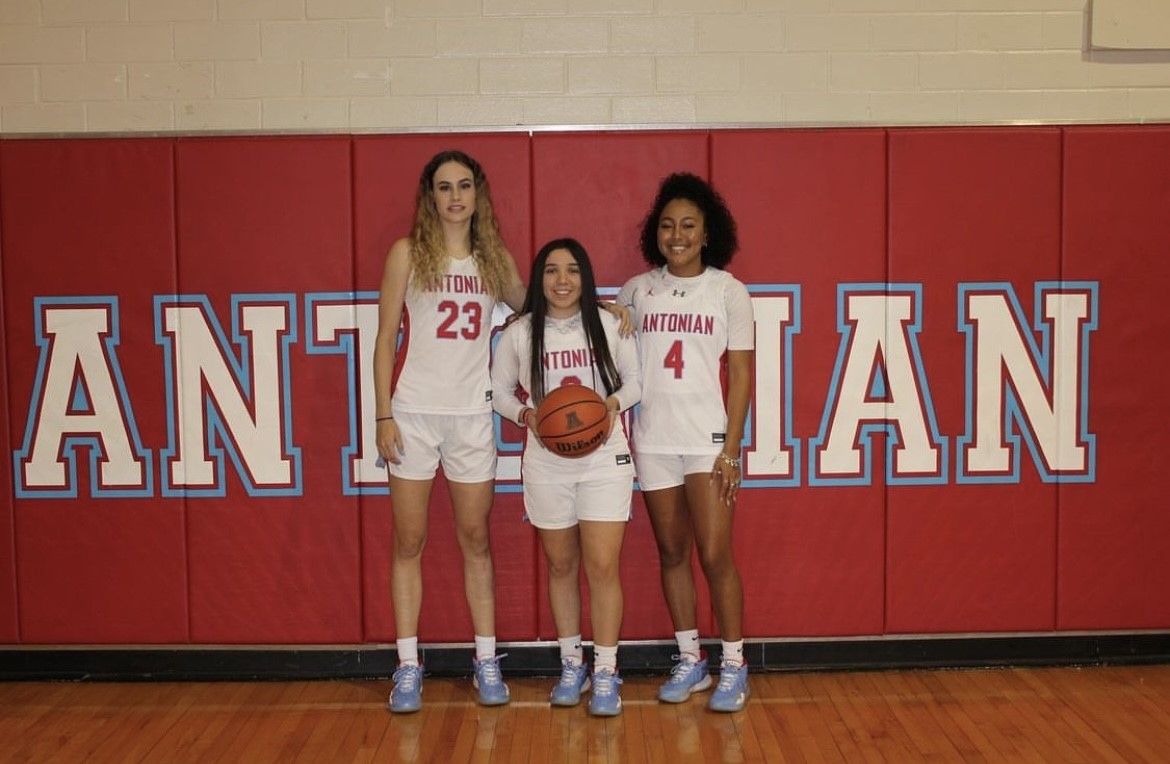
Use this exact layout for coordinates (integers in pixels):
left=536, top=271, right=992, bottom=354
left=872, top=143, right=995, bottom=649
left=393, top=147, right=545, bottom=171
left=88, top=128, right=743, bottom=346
left=717, top=453, right=740, bottom=469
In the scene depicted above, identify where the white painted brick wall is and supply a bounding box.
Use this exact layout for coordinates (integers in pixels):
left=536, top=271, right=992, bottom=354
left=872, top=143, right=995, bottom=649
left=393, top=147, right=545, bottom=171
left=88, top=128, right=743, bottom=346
left=176, top=98, right=260, bottom=129
left=485, top=0, right=568, bottom=17
left=348, top=20, right=436, bottom=58
left=480, top=57, right=564, bottom=94
left=522, top=95, right=609, bottom=124
left=87, top=100, right=174, bottom=130
left=613, top=94, right=694, bottom=123
left=521, top=19, right=607, bottom=53
left=304, top=60, right=390, bottom=97
left=43, top=0, right=127, bottom=25
left=0, top=67, right=37, bottom=105
left=437, top=19, right=523, bottom=56
left=391, top=58, right=478, bottom=96
left=175, top=23, right=260, bottom=61
left=215, top=60, right=301, bottom=98
left=130, top=63, right=214, bottom=100
left=261, top=21, right=348, bottom=59
left=2, top=103, right=85, bottom=131
left=437, top=95, right=524, bottom=125
left=41, top=63, right=127, bottom=101
left=0, top=0, right=41, bottom=24
left=305, top=0, right=391, bottom=21
left=129, top=0, right=213, bottom=23
left=87, top=24, right=174, bottom=62
left=219, top=0, right=304, bottom=22
left=0, top=26, right=84, bottom=64
left=1, top=1, right=1168, bottom=133
left=262, top=97, right=348, bottom=129
left=350, top=95, right=436, bottom=127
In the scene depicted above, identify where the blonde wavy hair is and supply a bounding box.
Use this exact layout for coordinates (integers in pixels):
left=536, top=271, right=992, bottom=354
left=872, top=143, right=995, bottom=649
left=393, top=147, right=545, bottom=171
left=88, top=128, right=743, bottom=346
left=408, top=150, right=512, bottom=300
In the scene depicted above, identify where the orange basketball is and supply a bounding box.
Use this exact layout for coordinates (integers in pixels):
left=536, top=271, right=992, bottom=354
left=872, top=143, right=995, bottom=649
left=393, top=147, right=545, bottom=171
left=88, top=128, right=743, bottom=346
left=535, top=384, right=611, bottom=458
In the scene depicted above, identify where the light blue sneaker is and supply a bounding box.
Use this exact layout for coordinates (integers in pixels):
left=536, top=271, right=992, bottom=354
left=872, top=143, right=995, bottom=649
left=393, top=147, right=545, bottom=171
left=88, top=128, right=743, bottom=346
left=657, top=654, right=712, bottom=703
left=549, top=659, right=591, bottom=706
left=708, top=662, right=750, bottom=713
left=388, top=663, right=423, bottom=713
left=472, top=654, right=510, bottom=706
left=587, top=668, right=623, bottom=717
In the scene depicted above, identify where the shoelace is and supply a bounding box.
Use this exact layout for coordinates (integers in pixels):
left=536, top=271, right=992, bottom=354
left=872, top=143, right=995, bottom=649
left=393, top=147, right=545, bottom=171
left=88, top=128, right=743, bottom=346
left=667, top=655, right=697, bottom=683
left=558, top=660, right=583, bottom=686
left=393, top=665, right=420, bottom=692
left=717, top=665, right=741, bottom=691
left=592, top=669, right=619, bottom=694
left=478, top=654, right=506, bottom=685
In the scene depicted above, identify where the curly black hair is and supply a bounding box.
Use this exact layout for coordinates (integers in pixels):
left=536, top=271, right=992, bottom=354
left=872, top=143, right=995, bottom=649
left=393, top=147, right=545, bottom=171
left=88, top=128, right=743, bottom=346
left=638, top=172, right=738, bottom=270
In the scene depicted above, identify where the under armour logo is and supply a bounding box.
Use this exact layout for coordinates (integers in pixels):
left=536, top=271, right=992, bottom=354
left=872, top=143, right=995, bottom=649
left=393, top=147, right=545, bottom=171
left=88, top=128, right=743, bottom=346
left=672, top=289, right=686, bottom=297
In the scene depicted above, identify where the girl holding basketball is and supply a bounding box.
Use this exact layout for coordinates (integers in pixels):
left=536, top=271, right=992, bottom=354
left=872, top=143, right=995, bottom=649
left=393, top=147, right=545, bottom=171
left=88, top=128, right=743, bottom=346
left=373, top=150, right=526, bottom=713
left=491, top=238, right=641, bottom=716
left=617, top=172, right=755, bottom=713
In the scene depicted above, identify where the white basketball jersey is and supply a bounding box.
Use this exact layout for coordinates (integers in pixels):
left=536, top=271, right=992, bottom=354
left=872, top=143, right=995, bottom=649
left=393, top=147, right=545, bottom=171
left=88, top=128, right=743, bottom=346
left=617, top=266, right=754, bottom=454
left=492, top=309, right=640, bottom=484
left=392, top=256, right=498, bottom=415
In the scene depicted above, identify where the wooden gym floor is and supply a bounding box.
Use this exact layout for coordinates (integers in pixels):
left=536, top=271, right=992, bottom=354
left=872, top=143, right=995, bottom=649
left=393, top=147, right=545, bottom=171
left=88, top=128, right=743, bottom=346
left=3, top=664, right=1170, bottom=762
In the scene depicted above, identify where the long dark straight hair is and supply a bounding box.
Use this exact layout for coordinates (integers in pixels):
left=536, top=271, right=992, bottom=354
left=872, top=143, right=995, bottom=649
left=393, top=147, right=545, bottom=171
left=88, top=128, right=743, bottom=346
left=523, top=238, right=621, bottom=406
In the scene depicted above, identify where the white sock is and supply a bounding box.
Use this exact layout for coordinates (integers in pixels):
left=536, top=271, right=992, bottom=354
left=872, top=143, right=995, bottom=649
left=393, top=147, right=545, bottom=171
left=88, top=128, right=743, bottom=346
left=396, top=637, right=419, bottom=666
left=676, top=629, right=701, bottom=661
left=559, top=635, right=584, bottom=666
left=721, top=639, right=745, bottom=667
left=474, top=634, right=496, bottom=662
left=593, top=644, right=618, bottom=673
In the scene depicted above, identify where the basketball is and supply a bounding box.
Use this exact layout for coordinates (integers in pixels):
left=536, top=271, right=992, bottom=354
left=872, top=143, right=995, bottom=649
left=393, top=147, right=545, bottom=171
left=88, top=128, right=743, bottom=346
left=535, top=384, right=612, bottom=458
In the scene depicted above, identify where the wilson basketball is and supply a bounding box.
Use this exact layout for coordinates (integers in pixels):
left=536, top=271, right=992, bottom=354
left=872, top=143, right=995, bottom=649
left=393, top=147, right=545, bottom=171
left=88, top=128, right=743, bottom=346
left=535, top=384, right=611, bottom=458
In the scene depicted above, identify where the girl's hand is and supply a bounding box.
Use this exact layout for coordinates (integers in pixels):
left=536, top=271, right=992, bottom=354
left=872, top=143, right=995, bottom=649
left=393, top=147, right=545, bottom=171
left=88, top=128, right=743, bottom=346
left=376, top=418, right=404, bottom=466
left=605, top=396, right=621, bottom=434
left=602, top=302, right=635, bottom=338
left=520, top=407, right=546, bottom=450
left=711, top=452, right=741, bottom=505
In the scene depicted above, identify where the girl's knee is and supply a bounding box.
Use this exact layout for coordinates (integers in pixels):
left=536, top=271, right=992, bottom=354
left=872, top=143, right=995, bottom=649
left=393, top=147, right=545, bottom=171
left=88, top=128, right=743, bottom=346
left=697, top=545, right=735, bottom=578
left=394, top=534, right=427, bottom=559
left=546, top=557, right=578, bottom=580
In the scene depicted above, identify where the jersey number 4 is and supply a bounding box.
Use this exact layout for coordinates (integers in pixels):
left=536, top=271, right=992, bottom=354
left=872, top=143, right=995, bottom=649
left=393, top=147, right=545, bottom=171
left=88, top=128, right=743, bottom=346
left=436, top=300, right=483, bottom=340
left=663, top=339, right=685, bottom=379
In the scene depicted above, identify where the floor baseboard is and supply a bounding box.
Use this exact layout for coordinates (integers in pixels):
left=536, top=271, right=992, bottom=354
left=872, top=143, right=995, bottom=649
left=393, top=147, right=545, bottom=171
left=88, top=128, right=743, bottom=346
left=2, top=632, right=1168, bottom=682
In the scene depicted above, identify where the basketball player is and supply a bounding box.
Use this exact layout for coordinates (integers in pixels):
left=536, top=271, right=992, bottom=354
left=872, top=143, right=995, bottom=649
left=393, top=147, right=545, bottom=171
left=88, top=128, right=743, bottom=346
left=616, top=172, right=755, bottom=713
left=491, top=238, right=641, bottom=716
left=373, top=150, right=526, bottom=713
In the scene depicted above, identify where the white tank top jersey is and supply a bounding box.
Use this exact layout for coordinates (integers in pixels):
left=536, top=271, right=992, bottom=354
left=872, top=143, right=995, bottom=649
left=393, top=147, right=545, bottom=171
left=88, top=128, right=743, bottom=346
left=491, top=308, right=641, bottom=484
left=391, top=255, right=499, bottom=415
left=616, top=266, right=755, bottom=455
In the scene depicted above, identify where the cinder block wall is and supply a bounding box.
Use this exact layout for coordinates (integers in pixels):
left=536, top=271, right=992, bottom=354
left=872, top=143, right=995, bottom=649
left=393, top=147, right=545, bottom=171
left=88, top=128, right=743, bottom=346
left=2, top=0, right=1168, bottom=133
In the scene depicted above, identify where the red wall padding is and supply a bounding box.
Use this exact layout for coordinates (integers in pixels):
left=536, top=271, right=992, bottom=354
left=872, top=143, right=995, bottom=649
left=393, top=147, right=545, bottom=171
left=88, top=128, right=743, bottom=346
left=2, top=139, right=188, bottom=642
left=714, top=128, right=890, bottom=637
left=1059, top=126, right=1170, bottom=629
left=885, top=128, right=1063, bottom=633
left=0, top=226, right=16, bottom=643
left=1, top=125, right=1166, bottom=645
left=174, top=136, right=362, bottom=642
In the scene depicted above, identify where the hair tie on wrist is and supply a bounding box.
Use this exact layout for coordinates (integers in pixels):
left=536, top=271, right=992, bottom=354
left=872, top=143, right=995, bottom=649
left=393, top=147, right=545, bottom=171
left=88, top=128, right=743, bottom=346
left=376, top=415, right=394, bottom=422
